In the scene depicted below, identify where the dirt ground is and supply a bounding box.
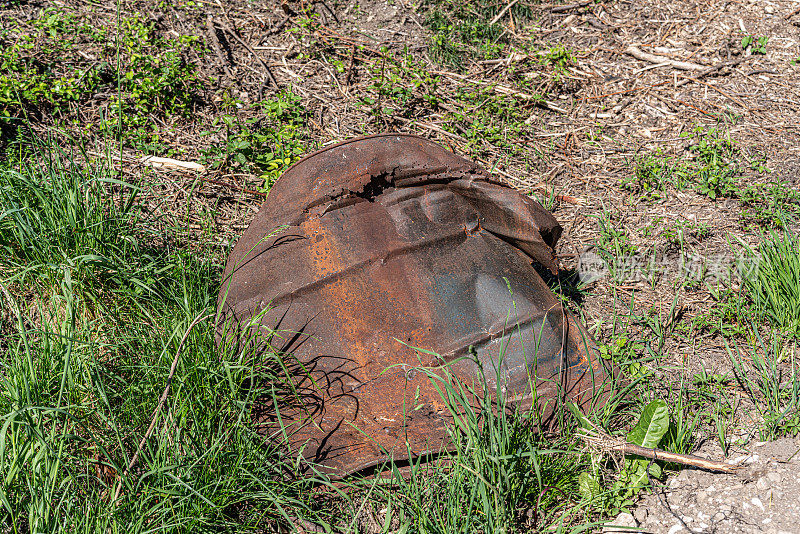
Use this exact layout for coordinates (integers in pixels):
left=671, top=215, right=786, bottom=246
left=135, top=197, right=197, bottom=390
left=608, top=437, right=800, bottom=534
left=3, top=0, right=800, bottom=530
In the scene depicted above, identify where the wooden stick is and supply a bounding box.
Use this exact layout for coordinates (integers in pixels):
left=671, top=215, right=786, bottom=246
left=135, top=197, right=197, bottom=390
left=215, top=21, right=279, bottom=88
left=674, top=98, right=714, bottom=117
left=140, top=155, right=206, bottom=173
left=673, top=57, right=745, bottom=89
left=625, top=46, right=705, bottom=72
left=551, top=1, right=591, bottom=13
left=578, top=428, right=739, bottom=473
left=490, top=0, right=522, bottom=25
left=205, top=16, right=234, bottom=80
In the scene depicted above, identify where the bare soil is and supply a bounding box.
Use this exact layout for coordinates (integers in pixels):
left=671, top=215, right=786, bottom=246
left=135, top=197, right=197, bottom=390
left=614, top=437, right=800, bottom=533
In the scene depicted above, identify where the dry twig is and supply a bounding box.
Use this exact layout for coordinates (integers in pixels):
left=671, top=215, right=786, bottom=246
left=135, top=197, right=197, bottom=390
left=490, top=0, right=522, bottom=25
left=551, top=1, right=591, bottom=13
left=213, top=20, right=279, bottom=90
left=625, top=46, right=705, bottom=72
left=578, top=427, right=739, bottom=473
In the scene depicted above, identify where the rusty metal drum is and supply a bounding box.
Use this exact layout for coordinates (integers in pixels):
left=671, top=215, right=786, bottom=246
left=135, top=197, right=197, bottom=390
left=217, top=133, right=612, bottom=477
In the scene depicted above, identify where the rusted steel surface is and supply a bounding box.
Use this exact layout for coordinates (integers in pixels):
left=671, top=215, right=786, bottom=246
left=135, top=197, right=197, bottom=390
left=217, top=133, right=613, bottom=477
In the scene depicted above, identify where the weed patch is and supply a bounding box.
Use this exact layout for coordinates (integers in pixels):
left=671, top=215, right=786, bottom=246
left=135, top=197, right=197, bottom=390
left=422, top=0, right=533, bottom=69
left=200, top=89, right=308, bottom=192
left=0, top=7, right=203, bottom=152
left=739, top=181, right=800, bottom=228
left=624, top=151, right=673, bottom=200
left=728, top=328, right=800, bottom=440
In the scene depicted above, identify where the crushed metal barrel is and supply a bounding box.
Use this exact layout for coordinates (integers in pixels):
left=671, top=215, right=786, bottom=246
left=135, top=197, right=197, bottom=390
left=217, top=133, right=613, bottom=477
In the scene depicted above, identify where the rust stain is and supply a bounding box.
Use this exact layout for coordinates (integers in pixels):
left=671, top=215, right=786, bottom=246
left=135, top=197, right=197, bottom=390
left=217, top=133, right=614, bottom=477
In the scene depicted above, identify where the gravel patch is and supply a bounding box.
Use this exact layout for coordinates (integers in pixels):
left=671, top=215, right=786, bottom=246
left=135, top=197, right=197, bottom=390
left=606, top=438, right=800, bottom=533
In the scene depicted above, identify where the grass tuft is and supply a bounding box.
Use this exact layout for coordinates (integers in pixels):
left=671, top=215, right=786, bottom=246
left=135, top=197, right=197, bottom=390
left=740, top=228, right=800, bottom=337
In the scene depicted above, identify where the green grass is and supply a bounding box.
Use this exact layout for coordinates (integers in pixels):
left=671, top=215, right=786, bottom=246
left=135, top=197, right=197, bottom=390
left=373, top=365, right=588, bottom=532
left=623, top=152, right=673, bottom=200
left=739, top=228, right=800, bottom=337
left=422, top=0, right=534, bottom=69
left=628, top=126, right=800, bottom=229
left=0, top=141, right=150, bottom=294
left=0, top=140, right=324, bottom=532
left=727, top=328, right=800, bottom=440
left=0, top=137, right=717, bottom=532
left=3, top=1, right=800, bottom=529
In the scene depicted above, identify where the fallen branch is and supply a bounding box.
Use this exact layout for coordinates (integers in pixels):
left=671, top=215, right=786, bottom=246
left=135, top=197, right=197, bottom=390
left=140, top=155, right=206, bottom=173
left=489, top=0, right=522, bottom=25
left=624, top=46, right=705, bottom=72
left=551, top=1, right=591, bottom=13
left=578, top=427, right=739, bottom=473
left=205, top=16, right=234, bottom=80
left=676, top=57, right=745, bottom=86
left=213, top=20, right=279, bottom=89
left=112, top=313, right=214, bottom=504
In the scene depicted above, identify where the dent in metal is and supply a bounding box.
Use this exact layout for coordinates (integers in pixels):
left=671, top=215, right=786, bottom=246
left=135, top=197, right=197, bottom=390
left=217, top=133, right=613, bottom=477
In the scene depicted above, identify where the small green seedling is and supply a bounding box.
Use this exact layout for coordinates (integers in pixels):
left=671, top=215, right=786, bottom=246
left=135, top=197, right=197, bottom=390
left=741, top=35, right=768, bottom=55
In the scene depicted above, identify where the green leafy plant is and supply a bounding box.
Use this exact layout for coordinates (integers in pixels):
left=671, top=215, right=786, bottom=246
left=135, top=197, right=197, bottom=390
left=200, top=90, right=308, bottom=192
left=0, top=8, right=108, bottom=117
left=100, top=16, right=203, bottom=151
left=0, top=8, right=203, bottom=151
left=684, top=287, right=753, bottom=338
left=660, top=219, right=711, bottom=250
left=623, top=152, right=673, bottom=199
left=540, top=44, right=576, bottom=76
left=599, top=336, right=651, bottom=380
left=679, top=127, right=742, bottom=200
left=594, top=213, right=639, bottom=282
left=578, top=400, right=671, bottom=515
left=359, top=51, right=441, bottom=121
left=741, top=34, right=768, bottom=55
